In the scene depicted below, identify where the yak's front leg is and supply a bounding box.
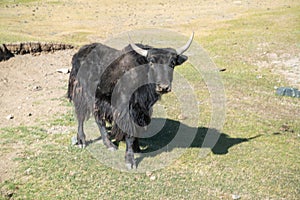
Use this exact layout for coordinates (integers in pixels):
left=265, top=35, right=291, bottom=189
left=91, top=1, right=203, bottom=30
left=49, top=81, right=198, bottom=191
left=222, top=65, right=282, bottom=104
left=125, top=135, right=137, bottom=169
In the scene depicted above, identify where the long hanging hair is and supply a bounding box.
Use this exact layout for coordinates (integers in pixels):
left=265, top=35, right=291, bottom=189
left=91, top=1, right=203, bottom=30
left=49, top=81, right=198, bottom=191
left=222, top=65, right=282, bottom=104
left=110, top=83, right=160, bottom=141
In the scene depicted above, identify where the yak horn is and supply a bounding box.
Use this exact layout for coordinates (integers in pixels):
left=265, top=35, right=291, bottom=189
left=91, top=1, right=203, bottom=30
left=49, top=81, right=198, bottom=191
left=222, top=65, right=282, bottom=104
left=128, top=34, right=148, bottom=57
left=130, top=43, right=148, bottom=57
left=176, top=32, right=194, bottom=55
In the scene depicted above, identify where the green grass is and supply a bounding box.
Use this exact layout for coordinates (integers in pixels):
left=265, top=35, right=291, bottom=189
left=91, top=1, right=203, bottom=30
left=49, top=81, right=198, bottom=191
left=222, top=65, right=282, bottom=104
left=1, top=4, right=300, bottom=200
left=0, top=0, right=40, bottom=5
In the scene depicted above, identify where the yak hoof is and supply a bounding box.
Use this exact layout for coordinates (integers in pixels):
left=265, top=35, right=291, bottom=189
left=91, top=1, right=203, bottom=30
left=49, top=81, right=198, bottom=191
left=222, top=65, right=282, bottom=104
left=125, top=162, right=137, bottom=170
left=103, top=140, right=118, bottom=151
left=78, top=143, right=86, bottom=149
left=108, top=146, right=117, bottom=151
left=125, top=154, right=136, bottom=169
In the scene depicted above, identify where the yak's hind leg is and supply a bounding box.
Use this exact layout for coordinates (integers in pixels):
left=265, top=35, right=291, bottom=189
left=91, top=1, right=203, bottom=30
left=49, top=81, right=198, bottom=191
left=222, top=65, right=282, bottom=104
left=125, top=135, right=137, bottom=169
left=133, top=138, right=141, bottom=153
left=95, top=119, right=117, bottom=151
left=77, top=116, right=86, bottom=148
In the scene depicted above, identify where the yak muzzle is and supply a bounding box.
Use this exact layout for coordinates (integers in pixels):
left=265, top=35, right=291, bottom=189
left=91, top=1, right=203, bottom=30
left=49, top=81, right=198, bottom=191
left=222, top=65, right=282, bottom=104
left=156, top=84, right=171, bottom=94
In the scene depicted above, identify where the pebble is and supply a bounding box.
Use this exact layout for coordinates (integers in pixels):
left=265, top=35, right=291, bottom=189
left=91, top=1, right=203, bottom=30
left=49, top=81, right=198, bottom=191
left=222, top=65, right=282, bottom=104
left=146, top=171, right=152, bottom=177
left=232, top=194, right=241, bottom=200
left=233, top=1, right=242, bottom=5
left=256, top=75, right=263, bottom=79
left=71, top=135, right=78, bottom=145
left=56, top=68, right=70, bottom=74
left=150, top=175, right=156, bottom=181
left=25, top=168, right=31, bottom=175
left=33, top=85, right=42, bottom=91
left=178, top=114, right=187, bottom=120
left=6, top=114, right=14, bottom=120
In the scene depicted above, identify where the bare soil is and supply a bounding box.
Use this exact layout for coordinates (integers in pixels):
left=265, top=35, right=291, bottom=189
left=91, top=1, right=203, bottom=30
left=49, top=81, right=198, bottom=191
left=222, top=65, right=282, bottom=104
left=0, top=49, right=76, bottom=128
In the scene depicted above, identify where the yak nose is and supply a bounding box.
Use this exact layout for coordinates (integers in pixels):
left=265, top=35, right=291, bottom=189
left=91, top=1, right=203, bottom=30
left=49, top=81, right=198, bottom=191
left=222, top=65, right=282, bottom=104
left=156, top=84, right=171, bottom=93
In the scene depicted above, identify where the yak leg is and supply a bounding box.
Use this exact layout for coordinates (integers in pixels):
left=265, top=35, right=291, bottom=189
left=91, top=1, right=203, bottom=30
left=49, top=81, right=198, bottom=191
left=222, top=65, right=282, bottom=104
left=133, top=138, right=141, bottom=153
left=96, top=119, right=117, bottom=151
left=125, top=135, right=136, bottom=169
left=77, top=117, right=86, bottom=148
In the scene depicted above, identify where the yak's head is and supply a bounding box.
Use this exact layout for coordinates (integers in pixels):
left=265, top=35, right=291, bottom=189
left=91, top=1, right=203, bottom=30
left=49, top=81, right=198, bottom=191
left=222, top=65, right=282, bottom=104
left=130, top=33, right=194, bottom=95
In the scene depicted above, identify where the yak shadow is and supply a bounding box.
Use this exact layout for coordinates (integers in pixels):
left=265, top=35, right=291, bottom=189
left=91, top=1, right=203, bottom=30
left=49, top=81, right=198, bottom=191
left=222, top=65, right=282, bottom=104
left=136, top=118, right=261, bottom=165
left=84, top=117, right=260, bottom=167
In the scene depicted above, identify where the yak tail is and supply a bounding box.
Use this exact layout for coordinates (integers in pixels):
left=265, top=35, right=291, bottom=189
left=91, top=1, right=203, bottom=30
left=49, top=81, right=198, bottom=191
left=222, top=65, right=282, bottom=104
left=67, top=54, right=80, bottom=101
left=68, top=43, right=98, bottom=101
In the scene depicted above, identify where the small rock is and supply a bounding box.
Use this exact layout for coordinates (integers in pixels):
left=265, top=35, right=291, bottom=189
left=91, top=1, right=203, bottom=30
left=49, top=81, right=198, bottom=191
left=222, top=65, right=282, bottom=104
left=232, top=194, right=241, bottom=200
left=233, top=1, right=242, bottom=5
left=56, top=68, right=70, bottom=74
left=150, top=175, right=156, bottom=181
left=6, top=114, right=14, bottom=120
left=71, top=136, right=78, bottom=145
left=146, top=171, right=152, bottom=177
left=69, top=171, right=76, bottom=176
left=25, top=168, right=31, bottom=175
left=33, top=85, right=42, bottom=91
left=5, top=192, right=14, bottom=198
left=178, top=114, right=187, bottom=120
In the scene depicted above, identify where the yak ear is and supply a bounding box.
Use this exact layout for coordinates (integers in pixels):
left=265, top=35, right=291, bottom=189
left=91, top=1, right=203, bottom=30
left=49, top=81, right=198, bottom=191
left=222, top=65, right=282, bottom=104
left=176, top=55, right=188, bottom=65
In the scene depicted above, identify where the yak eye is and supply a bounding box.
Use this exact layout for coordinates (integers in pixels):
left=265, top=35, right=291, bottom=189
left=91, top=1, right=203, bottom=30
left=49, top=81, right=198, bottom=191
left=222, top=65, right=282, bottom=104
left=171, top=59, right=176, bottom=67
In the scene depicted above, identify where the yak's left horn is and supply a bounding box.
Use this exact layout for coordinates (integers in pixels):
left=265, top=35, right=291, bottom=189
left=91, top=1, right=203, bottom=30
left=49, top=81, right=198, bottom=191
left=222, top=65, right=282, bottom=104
left=176, top=32, right=194, bottom=55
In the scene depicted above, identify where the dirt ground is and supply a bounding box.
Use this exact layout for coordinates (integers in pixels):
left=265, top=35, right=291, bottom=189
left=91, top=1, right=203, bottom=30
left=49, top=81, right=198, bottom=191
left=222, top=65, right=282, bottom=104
left=0, top=49, right=76, bottom=128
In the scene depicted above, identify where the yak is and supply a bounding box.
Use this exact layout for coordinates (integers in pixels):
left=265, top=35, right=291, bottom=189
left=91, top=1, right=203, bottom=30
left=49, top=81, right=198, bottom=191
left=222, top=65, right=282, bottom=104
left=67, top=33, right=194, bottom=169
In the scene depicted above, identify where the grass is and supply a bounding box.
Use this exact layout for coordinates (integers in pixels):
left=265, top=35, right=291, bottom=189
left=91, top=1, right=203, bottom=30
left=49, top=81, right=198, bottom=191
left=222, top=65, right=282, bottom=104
left=0, top=0, right=40, bottom=5
left=1, top=2, right=300, bottom=200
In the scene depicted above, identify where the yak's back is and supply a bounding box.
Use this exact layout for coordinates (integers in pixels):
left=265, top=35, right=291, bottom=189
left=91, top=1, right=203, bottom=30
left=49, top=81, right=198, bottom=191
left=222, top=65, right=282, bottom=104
left=68, top=43, right=121, bottom=100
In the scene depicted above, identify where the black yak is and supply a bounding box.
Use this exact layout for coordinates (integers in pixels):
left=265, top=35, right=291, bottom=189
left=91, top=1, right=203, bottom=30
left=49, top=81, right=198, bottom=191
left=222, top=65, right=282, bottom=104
left=67, top=33, right=194, bottom=169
